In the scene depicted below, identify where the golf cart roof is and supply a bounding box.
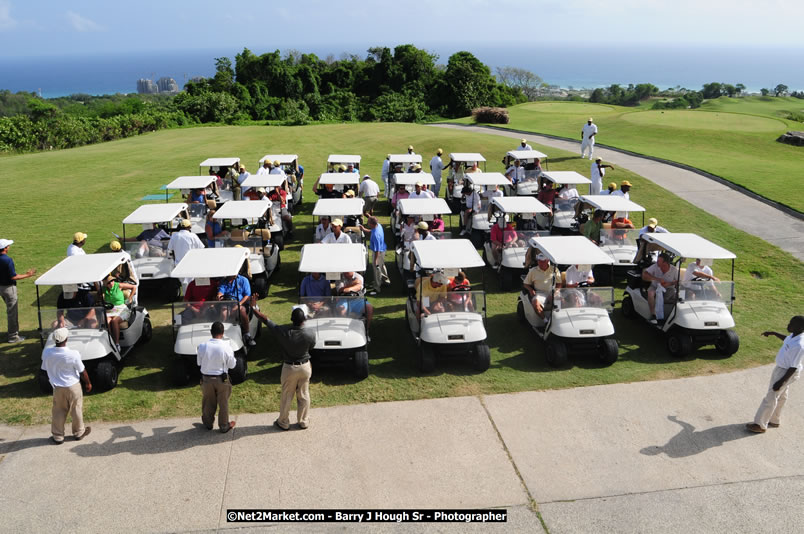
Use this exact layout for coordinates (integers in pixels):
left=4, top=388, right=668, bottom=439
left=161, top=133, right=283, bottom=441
left=299, top=243, right=367, bottom=272
left=327, top=155, right=361, bottom=164
left=393, top=173, right=436, bottom=185
left=123, top=203, right=188, bottom=224
left=389, top=154, right=422, bottom=164
left=212, top=200, right=271, bottom=220
left=642, top=233, right=736, bottom=260
left=240, top=174, right=286, bottom=188
left=491, top=196, right=551, bottom=214
left=465, top=172, right=510, bottom=186
left=36, top=252, right=129, bottom=286
left=200, top=157, right=239, bottom=167
left=506, top=149, right=548, bottom=160
left=397, top=198, right=451, bottom=216
left=580, top=195, right=646, bottom=213
left=312, top=198, right=365, bottom=216
left=541, top=171, right=592, bottom=185
left=166, top=176, right=216, bottom=190
left=259, top=154, right=298, bottom=164
left=171, top=248, right=249, bottom=279
left=318, top=173, right=360, bottom=185
left=530, top=236, right=614, bottom=266
left=412, top=239, right=485, bottom=269
left=449, top=152, right=486, bottom=163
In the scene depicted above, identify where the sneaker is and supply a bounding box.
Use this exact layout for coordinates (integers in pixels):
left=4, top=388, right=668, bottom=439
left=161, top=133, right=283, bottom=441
left=245, top=335, right=256, bottom=347
left=273, top=420, right=289, bottom=431
left=115, top=344, right=121, bottom=353
left=368, top=290, right=378, bottom=296
left=649, top=315, right=658, bottom=325
left=297, top=422, right=309, bottom=430
left=50, top=436, right=64, bottom=445
left=75, top=426, right=92, bottom=441
left=220, top=421, right=236, bottom=434
left=7, top=336, right=25, bottom=344
left=768, top=422, right=780, bottom=428
left=745, top=423, right=765, bottom=433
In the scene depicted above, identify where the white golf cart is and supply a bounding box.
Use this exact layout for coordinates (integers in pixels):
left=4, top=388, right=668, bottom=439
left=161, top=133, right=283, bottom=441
left=621, top=233, right=739, bottom=358
left=238, top=173, right=289, bottom=249
left=577, top=195, right=647, bottom=280
left=540, top=171, right=592, bottom=234
left=388, top=154, right=423, bottom=175
left=35, top=252, right=152, bottom=392
left=211, top=200, right=280, bottom=296
left=200, top=157, right=239, bottom=198
left=120, top=203, right=189, bottom=298
left=313, top=172, right=360, bottom=198
left=258, top=154, right=302, bottom=207
left=406, top=239, right=490, bottom=373
left=444, top=152, right=487, bottom=214
left=327, top=154, right=361, bottom=173
left=312, top=198, right=366, bottom=244
left=169, top=248, right=262, bottom=386
left=483, top=196, right=551, bottom=290
left=164, top=176, right=224, bottom=232
left=502, top=149, right=549, bottom=196
left=298, top=243, right=370, bottom=379
left=394, top=197, right=453, bottom=288
left=464, top=172, right=511, bottom=248
left=516, top=236, right=618, bottom=366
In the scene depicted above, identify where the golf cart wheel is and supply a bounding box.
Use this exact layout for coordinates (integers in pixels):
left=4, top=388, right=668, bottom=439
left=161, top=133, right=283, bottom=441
left=169, top=358, right=193, bottom=387
left=599, top=338, right=619, bottom=365
left=252, top=275, right=269, bottom=300
left=274, top=249, right=281, bottom=273
left=165, top=278, right=181, bottom=302
left=354, top=350, right=369, bottom=379
left=546, top=338, right=568, bottom=367
left=621, top=296, right=635, bottom=319
left=94, top=358, right=119, bottom=392
left=419, top=342, right=435, bottom=373
left=38, top=369, right=53, bottom=395
left=666, top=329, right=693, bottom=358
left=715, top=330, right=740, bottom=356
left=272, top=233, right=285, bottom=251
left=139, top=316, right=153, bottom=344
left=517, top=300, right=527, bottom=325
left=230, top=351, right=247, bottom=385
left=500, top=269, right=514, bottom=291
left=474, top=343, right=491, bottom=372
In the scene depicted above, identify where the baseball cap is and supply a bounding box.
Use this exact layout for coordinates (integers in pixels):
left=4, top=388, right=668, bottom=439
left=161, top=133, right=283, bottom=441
left=256, top=187, right=266, bottom=193
left=437, top=148, right=443, bottom=155
left=408, top=145, right=414, bottom=151
left=595, top=157, right=602, bottom=162
left=363, top=174, right=371, bottom=180
left=331, top=218, right=343, bottom=227
left=432, top=271, right=447, bottom=284
left=273, top=160, right=280, bottom=166
left=344, top=190, right=355, bottom=198
left=648, top=217, right=658, bottom=228
left=588, top=117, right=593, bottom=122
left=0, top=238, right=13, bottom=249
left=608, top=182, right=617, bottom=189
left=110, top=240, right=122, bottom=251
left=415, top=181, right=423, bottom=187
left=521, top=138, right=527, bottom=144
left=73, top=232, right=88, bottom=242
left=536, top=253, right=548, bottom=261
left=53, top=328, right=70, bottom=343
left=417, top=221, right=429, bottom=230
left=180, top=219, right=191, bottom=228
left=621, top=180, right=632, bottom=187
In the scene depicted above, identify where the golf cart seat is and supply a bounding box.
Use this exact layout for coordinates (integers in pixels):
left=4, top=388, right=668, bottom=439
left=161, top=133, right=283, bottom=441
left=230, top=229, right=249, bottom=241
left=252, top=228, right=271, bottom=242
left=206, top=199, right=217, bottom=210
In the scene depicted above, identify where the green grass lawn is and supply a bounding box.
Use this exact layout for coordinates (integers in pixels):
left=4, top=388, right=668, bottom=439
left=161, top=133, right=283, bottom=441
left=450, top=96, right=804, bottom=213
left=0, top=122, right=802, bottom=425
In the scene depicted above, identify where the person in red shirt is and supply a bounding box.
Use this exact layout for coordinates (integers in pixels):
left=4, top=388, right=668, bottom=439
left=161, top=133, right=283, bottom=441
left=537, top=180, right=558, bottom=212
left=268, top=185, right=293, bottom=236
left=182, top=278, right=219, bottom=323
left=447, top=271, right=474, bottom=312
left=489, top=215, right=516, bottom=268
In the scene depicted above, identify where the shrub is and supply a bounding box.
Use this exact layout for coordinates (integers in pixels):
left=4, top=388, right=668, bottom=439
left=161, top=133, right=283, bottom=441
left=472, top=107, right=509, bottom=124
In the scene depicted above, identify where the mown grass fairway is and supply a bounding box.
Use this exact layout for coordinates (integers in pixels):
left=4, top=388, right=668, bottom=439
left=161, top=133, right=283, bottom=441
left=0, top=123, right=802, bottom=425
left=451, top=96, right=804, bottom=213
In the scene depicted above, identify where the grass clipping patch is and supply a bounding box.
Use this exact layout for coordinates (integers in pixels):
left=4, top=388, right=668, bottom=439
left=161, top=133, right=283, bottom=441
left=472, top=107, right=509, bottom=124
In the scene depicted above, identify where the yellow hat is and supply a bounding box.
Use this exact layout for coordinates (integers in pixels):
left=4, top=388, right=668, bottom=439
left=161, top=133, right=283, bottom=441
left=417, top=221, right=429, bottom=230
left=339, top=164, right=346, bottom=172
left=415, top=181, right=423, bottom=187
left=344, top=190, right=355, bottom=198
left=413, top=164, right=422, bottom=171
left=73, top=232, right=87, bottom=242
left=621, top=180, right=632, bottom=187
left=331, top=218, right=343, bottom=227
left=180, top=219, right=192, bottom=228
left=437, top=148, right=443, bottom=155
left=608, top=182, right=617, bottom=189
left=110, top=240, right=122, bottom=252
left=588, top=117, right=594, bottom=122
left=386, top=154, right=391, bottom=159
left=648, top=217, right=658, bottom=228
left=273, top=160, right=280, bottom=166
left=234, top=244, right=244, bottom=248
left=520, top=138, right=527, bottom=144
left=408, top=145, right=414, bottom=151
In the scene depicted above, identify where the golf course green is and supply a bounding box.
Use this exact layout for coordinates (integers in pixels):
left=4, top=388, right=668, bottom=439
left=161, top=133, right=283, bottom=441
left=0, top=122, right=801, bottom=425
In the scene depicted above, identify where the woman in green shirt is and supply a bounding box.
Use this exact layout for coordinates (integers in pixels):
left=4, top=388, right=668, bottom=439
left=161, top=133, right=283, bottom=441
left=102, top=276, right=137, bottom=352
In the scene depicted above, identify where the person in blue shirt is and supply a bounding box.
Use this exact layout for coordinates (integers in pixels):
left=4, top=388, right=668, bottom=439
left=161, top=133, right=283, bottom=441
left=358, top=216, right=390, bottom=295
left=189, top=188, right=206, bottom=204
left=300, top=272, right=332, bottom=316
left=1, top=238, right=36, bottom=343
left=216, top=274, right=254, bottom=346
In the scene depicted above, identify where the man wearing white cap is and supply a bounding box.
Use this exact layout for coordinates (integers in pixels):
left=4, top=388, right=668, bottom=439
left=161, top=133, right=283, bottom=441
left=415, top=271, right=448, bottom=318
left=42, top=327, right=92, bottom=444
left=581, top=118, right=598, bottom=160
left=523, top=251, right=561, bottom=319
left=1, top=239, right=36, bottom=343
left=67, top=232, right=88, bottom=257
left=408, top=181, right=430, bottom=200
left=359, top=175, right=380, bottom=215
left=516, top=138, right=532, bottom=151
left=321, top=219, right=352, bottom=244
left=168, top=219, right=205, bottom=290
left=429, top=149, right=444, bottom=197
left=590, top=157, right=615, bottom=195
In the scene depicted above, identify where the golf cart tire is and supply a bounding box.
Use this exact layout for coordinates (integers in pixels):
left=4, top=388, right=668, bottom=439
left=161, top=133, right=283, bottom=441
left=139, top=316, right=153, bottom=344
left=230, top=351, right=247, bottom=385
left=667, top=329, right=693, bottom=358
left=38, top=369, right=53, bottom=395
left=546, top=338, right=568, bottom=367
left=621, top=295, right=635, bottom=319
left=599, top=338, right=619, bottom=365
left=94, top=358, right=119, bottom=392
left=500, top=269, right=514, bottom=291
left=354, top=350, right=369, bottom=379
left=419, top=342, right=435, bottom=373
left=474, top=343, right=491, bottom=372
left=169, top=358, right=193, bottom=387
left=517, top=299, right=527, bottom=325
left=273, top=233, right=285, bottom=252
left=715, top=329, right=740, bottom=356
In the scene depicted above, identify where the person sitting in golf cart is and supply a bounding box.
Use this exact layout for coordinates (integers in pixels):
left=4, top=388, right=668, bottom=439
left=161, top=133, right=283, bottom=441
left=55, top=288, right=98, bottom=329
left=181, top=277, right=219, bottom=323
left=562, top=264, right=601, bottom=308
left=430, top=214, right=445, bottom=232
left=523, top=253, right=561, bottom=320
left=460, top=185, right=482, bottom=236
left=446, top=161, right=464, bottom=197
left=216, top=272, right=255, bottom=346
left=581, top=209, right=606, bottom=246
left=446, top=271, right=474, bottom=312
left=537, top=181, right=558, bottom=212
left=490, top=215, right=516, bottom=267
left=102, top=275, right=137, bottom=352
left=400, top=215, right=417, bottom=244
left=682, top=258, right=721, bottom=300
left=135, top=225, right=170, bottom=258
left=408, top=181, right=429, bottom=200
left=391, top=184, right=410, bottom=210
left=414, top=221, right=436, bottom=242
left=269, top=184, right=294, bottom=236
left=300, top=272, right=332, bottom=316
left=642, top=252, right=679, bottom=324
left=414, top=271, right=448, bottom=318
left=189, top=188, right=206, bottom=204
left=506, top=159, right=525, bottom=187
left=314, top=216, right=333, bottom=243
left=321, top=219, right=351, bottom=244
left=205, top=209, right=229, bottom=247
left=335, top=271, right=374, bottom=330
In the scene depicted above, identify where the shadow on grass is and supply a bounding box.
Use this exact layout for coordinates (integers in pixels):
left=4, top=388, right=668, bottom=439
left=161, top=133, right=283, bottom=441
left=640, top=415, right=754, bottom=458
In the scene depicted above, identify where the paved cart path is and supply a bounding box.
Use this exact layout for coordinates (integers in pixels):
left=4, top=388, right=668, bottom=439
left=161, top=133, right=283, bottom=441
left=431, top=124, right=804, bottom=263
left=1, top=364, right=803, bottom=533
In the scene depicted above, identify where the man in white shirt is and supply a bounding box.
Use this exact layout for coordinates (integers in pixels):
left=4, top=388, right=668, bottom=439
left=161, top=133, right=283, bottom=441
left=359, top=174, right=380, bottom=215
left=565, top=265, right=594, bottom=287
left=429, top=149, right=444, bottom=198
left=506, top=159, right=525, bottom=186
left=67, top=232, right=87, bottom=257
left=682, top=258, right=721, bottom=299
left=196, top=321, right=237, bottom=433
left=558, top=184, right=580, bottom=200
left=590, top=157, right=615, bottom=195
left=460, top=186, right=482, bottom=236
left=581, top=118, right=598, bottom=159
left=269, top=160, right=285, bottom=175
left=408, top=181, right=430, bottom=200
left=257, top=160, right=271, bottom=175
left=407, top=145, right=416, bottom=156
left=237, top=165, right=251, bottom=196
left=381, top=154, right=391, bottom=197
left=42, top=328, right=92, bottom=444
left=638, top=218, right=668, bottom=238
left=321, top=219, right=352, bottom=244
left=314, top=216, right=333, bottom=243
left=747, top=316, right=804, bottom=433
left=168, top=219, right=206, bottom=289
left=634, top=218, right=669, bottom=264
left=641, top=252, right=679, bottom=323
left=517, top=138, right=532, bottom=151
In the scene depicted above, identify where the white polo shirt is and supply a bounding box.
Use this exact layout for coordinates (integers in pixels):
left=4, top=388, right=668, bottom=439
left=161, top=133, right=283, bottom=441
left=430, top=156, right=444, bottom=179
left=582, top=123, right=598, bottom=139
left=506, top=165, right=526, bottom=184
left=257, top=166, right=271, bottom=175
left=197, top=338, right=236, bottom=375
left=67, top=244, right=85, bottom=257
left=41, top=346, right=85, bottom=388
left=408, top=190, right=430, bottom=200
left=359, top=179, right=380, bottom=198
left=590, top=162, right=604, bottom=183
left=683, top=262, right=713, bottom=283
left=321, top=231, right=352, bottom=244
left=776, top=334, right=804, bottom=370
left=516, top=144, right=532, bottom=151
left=168, top=229, right=205, bottom=265
left=565, top=265, right=593, bottom=287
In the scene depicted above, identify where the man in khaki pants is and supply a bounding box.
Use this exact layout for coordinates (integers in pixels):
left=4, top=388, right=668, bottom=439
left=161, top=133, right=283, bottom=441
left=197, top=321, right=237, bottom=433
left=252, top=307, right=316, bottom=430
left=41, top=328, right=92, bottom=444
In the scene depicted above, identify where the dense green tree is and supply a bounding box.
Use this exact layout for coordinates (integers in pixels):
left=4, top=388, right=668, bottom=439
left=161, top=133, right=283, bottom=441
left=774, top=84, right=788, bottom=96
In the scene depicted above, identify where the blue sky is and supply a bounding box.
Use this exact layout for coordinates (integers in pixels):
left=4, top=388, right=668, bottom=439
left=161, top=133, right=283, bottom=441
left=1, top=0, right=802, bottom=58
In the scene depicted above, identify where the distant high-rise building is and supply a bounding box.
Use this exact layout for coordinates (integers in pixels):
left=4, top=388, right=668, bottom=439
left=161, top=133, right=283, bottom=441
left=157, top=77, right=179, bottom=93
left=137, top=78, right=158, bottom=94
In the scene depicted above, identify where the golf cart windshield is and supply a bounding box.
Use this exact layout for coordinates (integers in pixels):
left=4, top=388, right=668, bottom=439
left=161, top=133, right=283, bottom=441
left=39, top=306, right=106, bottom=340
left=299, top=296, right=365, bottom=321
left=600, top=228, right=639, bottom=247
left=126, top=239, right=169, bottom=259
left=503, top=230, right=547, bottom=249
left=424, top=289, right=486, bottom=317
left=212, top=236, right=263, bottom=254
left=680, top=280, right=735, bottom=306
left=173, top=300, right=241, bottom=327
left=555, top=196, right=579, bottom=214
left=187, top=203, right=207, bottom=219
left=554, top=287, right=615, bottom=312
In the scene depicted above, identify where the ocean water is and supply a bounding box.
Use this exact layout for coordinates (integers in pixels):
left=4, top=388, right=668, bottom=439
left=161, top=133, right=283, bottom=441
left=1, top=44, right=802, bottom=98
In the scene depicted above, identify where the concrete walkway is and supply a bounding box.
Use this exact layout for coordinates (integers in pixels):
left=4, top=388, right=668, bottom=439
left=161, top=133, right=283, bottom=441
left=1, top=364, right=802, bottom=533
left=431, top=124, right=804, bottom=262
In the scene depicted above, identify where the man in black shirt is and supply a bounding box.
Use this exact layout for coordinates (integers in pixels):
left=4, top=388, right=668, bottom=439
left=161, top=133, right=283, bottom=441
left=252, top=306, right=316, bottom=430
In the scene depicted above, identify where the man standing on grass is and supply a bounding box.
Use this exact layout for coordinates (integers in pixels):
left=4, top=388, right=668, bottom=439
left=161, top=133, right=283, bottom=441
left=359, top=174, right=380, bottom=216
left=581, top=118, right=598, bottom=160
left=358, top=216, right=390, bottom=295
left=42, top=328, right=92, bottom=444
left=590, top=157, right=615, bottom=195
left=197, top=321, right=237, bottom=433
left=0, top=239, right=36, bottom=344
left=429, top=149, right=444, bottom=198
left=747, top=316, right=804, bottom=434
